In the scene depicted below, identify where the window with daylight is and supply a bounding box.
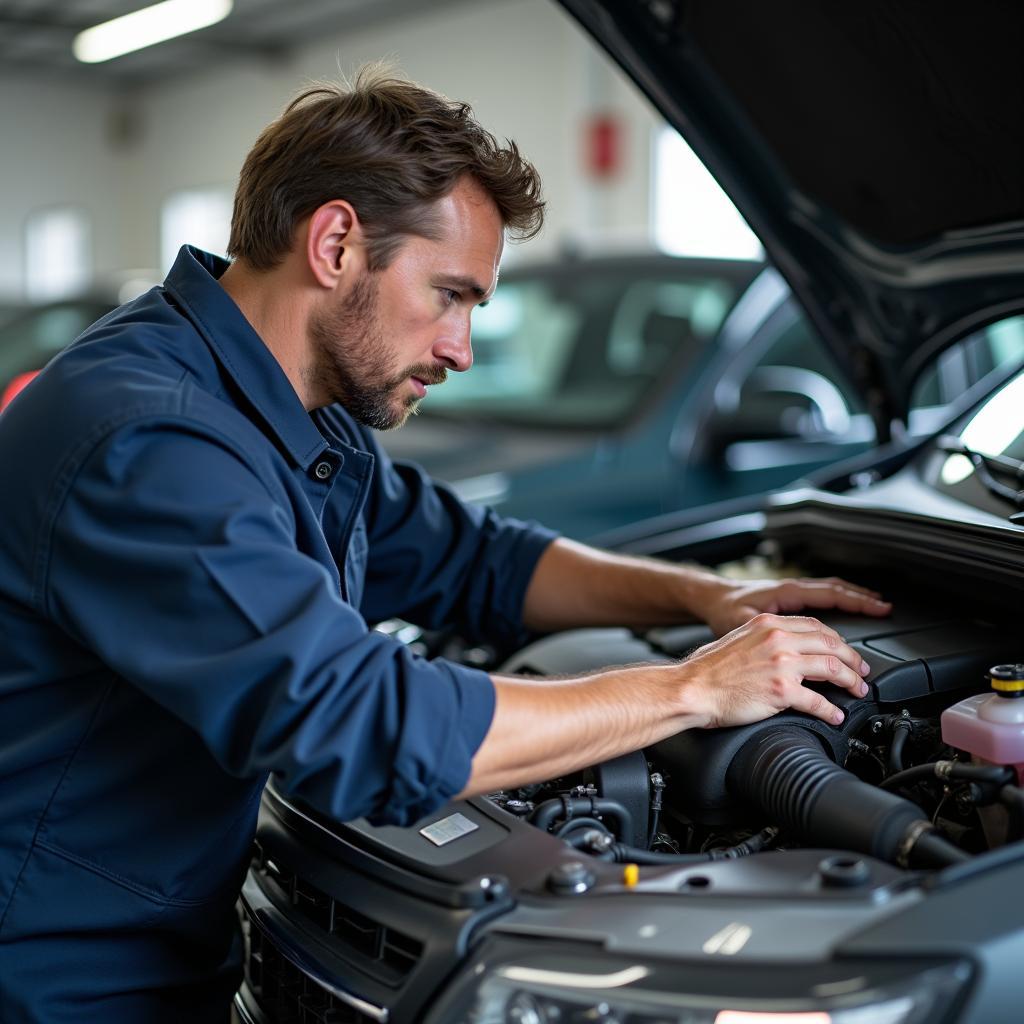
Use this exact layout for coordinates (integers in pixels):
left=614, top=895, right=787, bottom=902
left=653, top=126, right=763, bottom=260
left=25, top=206, right=91, bottom=301
left=160, top=187, right=233, bottom=272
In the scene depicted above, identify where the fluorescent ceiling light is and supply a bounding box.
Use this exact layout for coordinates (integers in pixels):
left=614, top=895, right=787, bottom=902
left=73, top=0, right=233, bottom=64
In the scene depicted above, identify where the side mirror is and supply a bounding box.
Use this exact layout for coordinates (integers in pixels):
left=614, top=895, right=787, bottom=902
left=707, top=365, right=852, bottom=449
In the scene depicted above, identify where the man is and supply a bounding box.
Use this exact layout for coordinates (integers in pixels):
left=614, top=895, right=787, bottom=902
left=0, top=68, right=888, bottom=1022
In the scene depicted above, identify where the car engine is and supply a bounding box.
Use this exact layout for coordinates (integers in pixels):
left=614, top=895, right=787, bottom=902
left=481, top=552, right=1024, bottom=876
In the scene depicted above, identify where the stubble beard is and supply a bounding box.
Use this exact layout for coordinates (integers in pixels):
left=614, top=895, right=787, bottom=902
left=308, top=274, right=446, bottom=431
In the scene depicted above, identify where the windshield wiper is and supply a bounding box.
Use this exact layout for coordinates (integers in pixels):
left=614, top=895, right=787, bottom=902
left=936, top=435, right=1024, bottom=514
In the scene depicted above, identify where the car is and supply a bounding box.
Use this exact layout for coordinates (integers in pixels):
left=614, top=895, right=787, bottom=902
left=0, top=297, right=117, bottom=412
left=0, top=300, right=26, bottom=329
left=379, top=253, right=1021, bottom=541
left=0, top=274, right=157, bottom=413
left=230, top=3, right=1024, bottom=1020
left=378, top=251, right=765, bottom=539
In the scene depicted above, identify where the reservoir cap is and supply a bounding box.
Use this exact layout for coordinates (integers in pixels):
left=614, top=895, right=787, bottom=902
left=990, top=664, right=1024, bottom=697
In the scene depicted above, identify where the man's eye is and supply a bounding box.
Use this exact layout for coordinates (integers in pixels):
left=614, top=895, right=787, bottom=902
left=440, top=288, right=459, bottom=306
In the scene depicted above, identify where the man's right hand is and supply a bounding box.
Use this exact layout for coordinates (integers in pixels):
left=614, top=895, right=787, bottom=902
left=459, top=612, right=871, bottom=798
left=675, top=612, right=871, bottom=729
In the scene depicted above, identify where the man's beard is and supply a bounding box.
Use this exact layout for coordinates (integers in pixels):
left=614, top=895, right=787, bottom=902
left=308, top=274, right=447, bottom=430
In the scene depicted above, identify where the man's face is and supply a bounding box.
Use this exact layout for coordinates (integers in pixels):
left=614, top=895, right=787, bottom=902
left=308, top=177, right=504, bottom=428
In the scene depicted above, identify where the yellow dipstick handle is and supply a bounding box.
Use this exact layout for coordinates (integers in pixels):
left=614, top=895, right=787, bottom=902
left=623, top=863, right=639, bottom=888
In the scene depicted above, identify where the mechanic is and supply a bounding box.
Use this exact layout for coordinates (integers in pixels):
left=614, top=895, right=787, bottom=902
left=0, top=67, right=891, bottom=1022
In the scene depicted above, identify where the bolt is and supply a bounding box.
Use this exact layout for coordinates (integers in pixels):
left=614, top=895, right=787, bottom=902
left=583, top=829, right=614, bottom=853
left=548, top=860, right=596, bottom=896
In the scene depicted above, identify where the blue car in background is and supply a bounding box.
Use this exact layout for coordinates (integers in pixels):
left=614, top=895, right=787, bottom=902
left=3, top=265, right=1019, bottom=545
left=379, top=252, right=1024, bottom=540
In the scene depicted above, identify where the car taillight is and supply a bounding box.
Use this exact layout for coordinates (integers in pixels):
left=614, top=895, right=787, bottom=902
left=0, top=370, right=40, bottom=413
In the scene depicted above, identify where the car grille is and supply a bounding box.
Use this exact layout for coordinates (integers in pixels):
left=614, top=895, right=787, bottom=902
left=240, top=904, right=379, bottom=1024
left=251, top=840, right=424, bottom=980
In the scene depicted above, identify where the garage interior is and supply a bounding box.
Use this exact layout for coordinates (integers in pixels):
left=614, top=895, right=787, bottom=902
left=4, top=4, right=1024, bottom=1024
left=0, top=0, right=686, bottom=305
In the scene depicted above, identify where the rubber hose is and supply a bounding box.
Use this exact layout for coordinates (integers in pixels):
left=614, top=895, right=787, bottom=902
left=888, top=720, right=911, bottom=774
left=553, top=816, right=609, bottom=839
left=881, top=761, right=1016, bottom=792
left=911, top=831, right=970, bottom=867
left=530, top=796, right=634, bottom=845
left=999, top=785, right=1024, bottom=842
left=729, top=728, right=964, bottom=869
left=610, top=827, right=778, bottom=866
left=609, top=843, right=717, bottom=865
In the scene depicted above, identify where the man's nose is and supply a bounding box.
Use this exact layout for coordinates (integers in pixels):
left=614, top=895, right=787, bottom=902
left=433, top=320, right=473, bottom=373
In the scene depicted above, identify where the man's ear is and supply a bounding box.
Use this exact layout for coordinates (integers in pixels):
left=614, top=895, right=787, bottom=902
left=306, top=200, right=364, bottom=289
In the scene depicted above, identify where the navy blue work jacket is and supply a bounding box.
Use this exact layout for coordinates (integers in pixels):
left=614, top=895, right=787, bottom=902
left=0, top=246, right=556, bottom=1022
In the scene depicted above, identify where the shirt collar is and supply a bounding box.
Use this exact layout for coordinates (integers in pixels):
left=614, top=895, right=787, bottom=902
left=163, top=245, right=329, bottom=470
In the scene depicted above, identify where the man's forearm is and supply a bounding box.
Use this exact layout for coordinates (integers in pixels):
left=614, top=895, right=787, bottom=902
left=457, top=610, right=873, bottom=799
left=521, top=537, right=721, bottom=633
left=520, top=537, right=892, bottom=638
left=456, top=665, right=707, bottom=797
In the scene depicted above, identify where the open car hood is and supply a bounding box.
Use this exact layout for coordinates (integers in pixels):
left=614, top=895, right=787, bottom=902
left=558, top=0, right=1024, bottom=437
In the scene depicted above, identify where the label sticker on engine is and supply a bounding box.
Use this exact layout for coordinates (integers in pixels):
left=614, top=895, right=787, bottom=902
left=419, top=812, right=479, bottom=847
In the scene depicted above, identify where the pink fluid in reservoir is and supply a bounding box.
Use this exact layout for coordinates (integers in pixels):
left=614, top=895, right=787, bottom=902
left=941, top=664, right=1024, bottom=783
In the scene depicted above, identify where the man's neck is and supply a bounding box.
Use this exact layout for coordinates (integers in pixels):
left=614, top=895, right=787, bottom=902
left=218, top=260, right=318, bottom=410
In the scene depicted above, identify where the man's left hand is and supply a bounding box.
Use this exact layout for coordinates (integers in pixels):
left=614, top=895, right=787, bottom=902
left=699, top=575, right=892, bottom=637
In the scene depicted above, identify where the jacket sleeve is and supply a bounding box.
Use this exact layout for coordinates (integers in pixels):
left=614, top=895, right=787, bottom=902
left=41, top=417, right=495, bottom=827
left=356, top=431, right=558, bottom=649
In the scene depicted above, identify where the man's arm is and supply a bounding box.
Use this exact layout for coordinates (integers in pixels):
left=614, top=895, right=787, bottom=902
left=522, top=537, right=892, bottom=637
left=459, top=609, right=872, bottom=796
left=458, top=536, right=887, bottom=797
left=344, top=416, right=557, bottom=650
left=45, top=419, right=495, bottom=827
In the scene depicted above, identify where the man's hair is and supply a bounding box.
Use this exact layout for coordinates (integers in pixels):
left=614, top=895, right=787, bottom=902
left=227, top=64, right=545, bottom=271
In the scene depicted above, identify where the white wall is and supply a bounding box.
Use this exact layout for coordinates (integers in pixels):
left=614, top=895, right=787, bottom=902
left=0, top=76, right=123, bottom=297
left=0, top=0, right=662, bottom=299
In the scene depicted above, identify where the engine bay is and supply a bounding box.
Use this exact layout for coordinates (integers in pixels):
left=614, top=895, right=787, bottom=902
left=482, top=551, right=1024, bottom=878
left=242, top=528, right=1024, bottom=1024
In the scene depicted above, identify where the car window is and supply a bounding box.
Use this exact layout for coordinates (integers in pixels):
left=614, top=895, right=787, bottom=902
left=746, top=310, right=867, bottom=414
left=910, top=315, right=1024, bottom=428
left=739, top=307, right=1024, bottom=440
left=425, top=265, right=746, bottom=428
left=931, top=358, right=1024, bottom=516
left=719, top=308, right=873, bottom=447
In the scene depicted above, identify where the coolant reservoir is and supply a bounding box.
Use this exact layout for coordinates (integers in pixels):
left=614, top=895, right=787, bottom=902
left=941, top=664, right=1024, bottom=782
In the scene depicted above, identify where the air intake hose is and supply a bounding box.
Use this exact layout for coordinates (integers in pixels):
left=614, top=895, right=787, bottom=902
left=728, top=728, right=967, bottom=869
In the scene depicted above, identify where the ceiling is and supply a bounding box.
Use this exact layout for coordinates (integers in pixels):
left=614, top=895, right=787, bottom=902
left=0, top=0, right=478, bottom=83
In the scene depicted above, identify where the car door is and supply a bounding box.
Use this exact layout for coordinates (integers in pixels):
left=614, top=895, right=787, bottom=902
left=665, top=291, right=872, bottom=508
left=669, top=287, right=1024, bottom=511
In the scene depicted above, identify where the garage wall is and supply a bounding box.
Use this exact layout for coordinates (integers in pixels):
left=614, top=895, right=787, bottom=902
left=0, top=0, right=661, bottom=300
left=117, top=0, right=660, bottom=271
left=0, top=76, right=122, bottom=297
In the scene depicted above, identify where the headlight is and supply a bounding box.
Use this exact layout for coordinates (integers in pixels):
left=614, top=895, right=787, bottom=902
left=425, top=942, right=971, bottom=1024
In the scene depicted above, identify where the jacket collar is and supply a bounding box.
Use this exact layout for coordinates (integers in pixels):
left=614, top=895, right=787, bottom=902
left=163, top=245, right=329, bottom=470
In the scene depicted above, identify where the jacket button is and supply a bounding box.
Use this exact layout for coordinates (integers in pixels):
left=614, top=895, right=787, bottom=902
left=313, top=460, right=333, bottom=480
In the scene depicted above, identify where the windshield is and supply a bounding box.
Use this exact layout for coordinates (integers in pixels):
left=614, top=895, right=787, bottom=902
left=424, top=259, right=755, bottom=429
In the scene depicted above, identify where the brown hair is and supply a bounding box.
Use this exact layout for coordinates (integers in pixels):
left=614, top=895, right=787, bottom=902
left=227, top=64, right=545, bottom=271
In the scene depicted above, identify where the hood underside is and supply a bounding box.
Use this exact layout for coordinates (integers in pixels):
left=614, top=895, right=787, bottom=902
left=559, top=0, right=1024, bottom=435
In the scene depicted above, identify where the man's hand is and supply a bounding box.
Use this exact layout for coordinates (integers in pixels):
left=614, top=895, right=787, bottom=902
left=521, top=539, right=891, bottom=638
left=697, top=575, right=892, bottom=637
left=460, top=610, right=871, bottom=796
left=678, top=611, right=871, bottom=729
